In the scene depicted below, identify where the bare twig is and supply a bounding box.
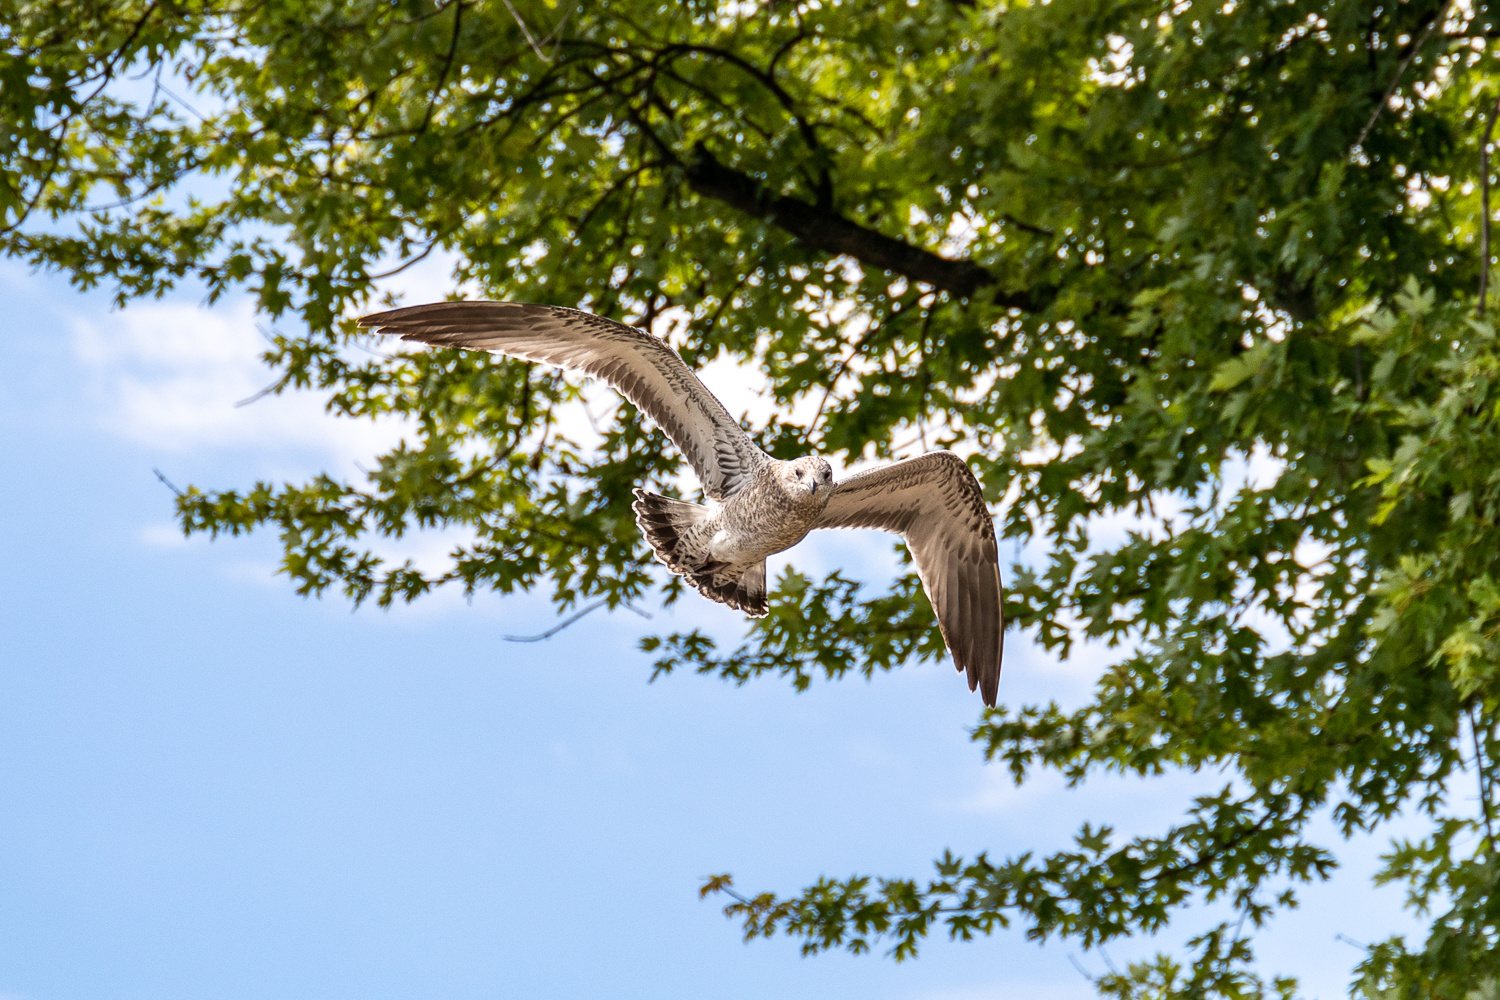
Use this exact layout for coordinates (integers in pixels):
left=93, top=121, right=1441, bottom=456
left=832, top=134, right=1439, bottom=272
left=152, top=467, right=184, bottom=496
left=890, top=424, right=933, bottom=455
left=800, top=335, right=865, bottom=446
left=234, top=380, right=282, bottom=407
left=503, top=598, right=652, bottom=642
left=156, top=82, right=210, bottom=123
left=369, top=239, right=441, bottom=281
left=579, top=394, right=621, bottom=436
left=1067, top=955, right=1099, bottom=984
left=502, top=0, right=574, bottom=64
left=575, top=160, right=665, bottom=235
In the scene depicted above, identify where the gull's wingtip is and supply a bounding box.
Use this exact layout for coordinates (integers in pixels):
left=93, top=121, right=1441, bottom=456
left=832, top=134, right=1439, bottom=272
left=980, top=667, right=999, bottom=708
left=358, top=301, right=557, bottom=340
left=956, top=636, right=1002, bottom=709
left=355, top=304, right=424, bottom=331
left=355, top=306, right=402, bottom=331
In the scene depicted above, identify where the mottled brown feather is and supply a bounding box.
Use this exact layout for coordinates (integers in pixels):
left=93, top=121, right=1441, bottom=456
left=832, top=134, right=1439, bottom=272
left=358, top=302, right=767, bottom=500
left=813, top=451, right=1004, bottom=706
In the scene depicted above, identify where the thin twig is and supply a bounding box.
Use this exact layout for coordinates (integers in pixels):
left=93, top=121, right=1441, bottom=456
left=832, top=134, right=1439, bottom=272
left=801, top=331, right=870, bottom=445
left=418, top=0, right=464, bottom=134
left=1481, top=91, right=1500, bottom=317
left=889, top=425, right=931, bottom=455
left=349, top=335, right=397, bottom=360
left=156, top=82, right=209, bottom=123
left=575, top=160, right=664, bottom=235
left=1067, top=955, right=1098, bottom=984
left=501, top=0, right=573, bottom=64
left=152, top=467, right=184, bottom=496
left=369, top=239, right=441, bottom=281
left=503, top=599, right=652, bottom=642
left=234, top=381, right=281, bottom=407
left=708, top=881, right=754, bottom=906
left=1468, top=705, right=1496, bottom=849
left=579, top=394, right=621, bottom=437
left=1353, top=0, right=1454, bottom=153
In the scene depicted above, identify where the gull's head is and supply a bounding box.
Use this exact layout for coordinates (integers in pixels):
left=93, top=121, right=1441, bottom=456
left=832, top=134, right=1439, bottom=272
left=781, top=456, right=834, bottom=503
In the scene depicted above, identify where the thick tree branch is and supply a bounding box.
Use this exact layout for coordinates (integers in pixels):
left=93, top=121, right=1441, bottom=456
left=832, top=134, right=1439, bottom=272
left=682, top=143, right=1040, bottom=309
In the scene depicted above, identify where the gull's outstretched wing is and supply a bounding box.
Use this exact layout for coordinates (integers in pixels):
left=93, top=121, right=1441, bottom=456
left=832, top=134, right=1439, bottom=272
left=813, top=451, right=1003, bottom=705
left=359, top=302, right=768, bottom=500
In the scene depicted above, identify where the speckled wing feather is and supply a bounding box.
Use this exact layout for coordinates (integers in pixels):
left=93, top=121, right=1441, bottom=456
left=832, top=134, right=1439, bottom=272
left=813, top=451, right=1003, bottom=705
left=358, top=302, right=768, bottom=500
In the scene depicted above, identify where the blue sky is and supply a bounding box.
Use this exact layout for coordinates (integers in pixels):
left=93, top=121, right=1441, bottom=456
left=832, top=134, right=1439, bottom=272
left=0, top=259, right=1428, bottom=1000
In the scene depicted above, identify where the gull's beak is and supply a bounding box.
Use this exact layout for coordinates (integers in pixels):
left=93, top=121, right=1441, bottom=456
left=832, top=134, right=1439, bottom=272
left=807, top=479, right=819, bottom=495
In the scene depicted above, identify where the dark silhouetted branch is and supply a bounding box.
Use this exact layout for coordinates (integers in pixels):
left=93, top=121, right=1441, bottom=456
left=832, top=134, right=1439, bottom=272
left=683, top=143, right=1041, bottom=309
left=503, top=599, right=652, bottom=642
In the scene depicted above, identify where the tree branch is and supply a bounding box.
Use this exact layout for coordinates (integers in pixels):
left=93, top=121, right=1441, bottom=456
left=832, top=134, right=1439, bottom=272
left=683, top=143, right=1038, bottom=308
left=1481, top=89, right=1500, bottom=318
left=418, top=0, right=464, bottom=134
left=1353, top=0, right=1453, bottom=153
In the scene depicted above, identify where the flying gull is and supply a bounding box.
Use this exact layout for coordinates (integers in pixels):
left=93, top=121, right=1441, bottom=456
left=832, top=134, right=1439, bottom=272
left=358, top=302, right=1005, bottom=705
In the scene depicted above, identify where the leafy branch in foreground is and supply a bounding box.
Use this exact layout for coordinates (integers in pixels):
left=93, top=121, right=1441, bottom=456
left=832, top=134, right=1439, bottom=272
left=642, top=568, right=947, bottom=690
left=703, top=789, right=1327, bottom=960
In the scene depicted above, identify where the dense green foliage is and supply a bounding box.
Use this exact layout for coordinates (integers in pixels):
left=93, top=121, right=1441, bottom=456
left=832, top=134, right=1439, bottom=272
left=7, top=0, right=1500, bottom=993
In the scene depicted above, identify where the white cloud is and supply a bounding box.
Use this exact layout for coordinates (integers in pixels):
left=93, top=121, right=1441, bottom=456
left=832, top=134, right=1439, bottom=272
left=136, top=522, right=198, bottom=549
left=67, top=295, right=510, bottom=594
left=70, top=297, right=409, bottom=470
left=219, top=557, right=283, bottom=589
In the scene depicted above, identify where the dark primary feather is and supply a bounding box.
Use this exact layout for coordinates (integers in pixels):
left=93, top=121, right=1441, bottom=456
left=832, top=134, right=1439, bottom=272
left=357, top=302, right=768, bottom=500
left=814, top=451, right=1004, bottom=706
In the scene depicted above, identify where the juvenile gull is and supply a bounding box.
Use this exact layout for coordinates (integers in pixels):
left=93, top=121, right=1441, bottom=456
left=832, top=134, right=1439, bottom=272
left=358, top=301, right=1005, bottom=705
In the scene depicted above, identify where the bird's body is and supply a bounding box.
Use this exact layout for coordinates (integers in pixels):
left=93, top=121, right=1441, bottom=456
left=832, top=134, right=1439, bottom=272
left=359, top=301, right=1006, bottom=704
left=631, top=455, right=832, bottom=615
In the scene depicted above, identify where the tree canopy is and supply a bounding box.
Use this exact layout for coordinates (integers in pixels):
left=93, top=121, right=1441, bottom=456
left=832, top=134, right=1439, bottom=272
left=6, top=0, right=1500, bottom=993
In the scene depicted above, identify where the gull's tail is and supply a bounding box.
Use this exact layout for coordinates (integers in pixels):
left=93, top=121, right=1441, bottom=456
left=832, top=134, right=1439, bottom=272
left=631, top=490, right=768, bottom=618
left=692, top=561, right=767, bottom=618
left=631, top=490, right=712, bottom=575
